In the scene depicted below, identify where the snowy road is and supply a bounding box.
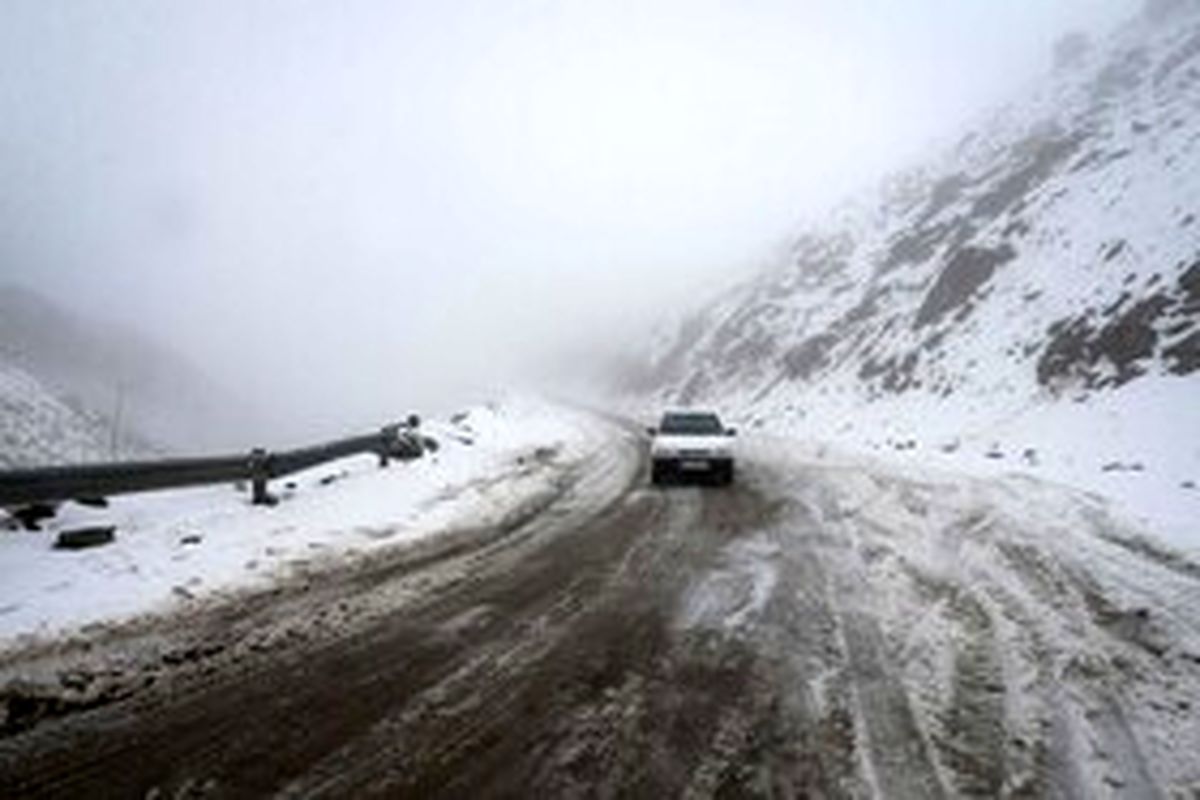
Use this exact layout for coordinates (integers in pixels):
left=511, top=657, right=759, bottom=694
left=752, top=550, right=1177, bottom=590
left=2, top=415, right=1199, bottom=797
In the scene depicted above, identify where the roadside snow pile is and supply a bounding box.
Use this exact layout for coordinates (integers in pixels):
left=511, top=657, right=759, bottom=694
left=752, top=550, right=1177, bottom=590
left=744, top=435, right=1200, bottom=796
left=732, top=373, right=1199, bottom=555
left=0, top=398, right=609, bottom=650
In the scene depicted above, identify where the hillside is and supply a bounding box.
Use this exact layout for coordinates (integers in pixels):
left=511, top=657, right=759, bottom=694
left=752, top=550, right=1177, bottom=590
left=0, top=361, right=114, bottom=469
left=631, top=2, right=1200, bottom=546
left=0, top=285, right=254, bottom=455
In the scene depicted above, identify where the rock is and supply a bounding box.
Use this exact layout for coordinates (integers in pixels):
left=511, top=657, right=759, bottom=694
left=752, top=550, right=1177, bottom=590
left=782, top=334, right=839, bottom=380
left=1, top=683, right=50, bottom=735
left=58, top=669, right=93, bottom=692
left=1164, top=331, right=1200, bottom=376
left=54, top=526, right=116, bottom=550
left=161, top=649, right=191, bottom=666
left=1039, top=291, right=1176, bottom=389
left=12, top=503, right=57, bottom=531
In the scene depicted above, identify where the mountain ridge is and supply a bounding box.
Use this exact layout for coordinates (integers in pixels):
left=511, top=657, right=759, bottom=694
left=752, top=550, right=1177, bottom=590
left=0, top=284, right=255, bottom=459
left=628, top=1, right=1200, bottom=547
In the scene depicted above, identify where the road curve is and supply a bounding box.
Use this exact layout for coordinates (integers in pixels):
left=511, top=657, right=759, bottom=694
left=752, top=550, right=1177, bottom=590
left=2, top=420, right=1199, bottom=798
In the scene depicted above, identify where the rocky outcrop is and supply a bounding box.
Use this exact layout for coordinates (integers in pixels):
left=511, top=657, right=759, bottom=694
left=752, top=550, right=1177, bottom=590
left=631, top=6, right=1200, bottom=425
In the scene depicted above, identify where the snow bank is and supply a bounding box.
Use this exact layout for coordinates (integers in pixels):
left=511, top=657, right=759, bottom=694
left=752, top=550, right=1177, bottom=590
left=734, top=373, right=1199, bottom=557
left=0, top=397, right=609, bottom=651
left=739, top=434, right=1200, bottom=794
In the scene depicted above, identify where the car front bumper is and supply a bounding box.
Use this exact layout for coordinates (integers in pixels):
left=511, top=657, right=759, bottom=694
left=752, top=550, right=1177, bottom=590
left=651, top=456, right=734, bottom=483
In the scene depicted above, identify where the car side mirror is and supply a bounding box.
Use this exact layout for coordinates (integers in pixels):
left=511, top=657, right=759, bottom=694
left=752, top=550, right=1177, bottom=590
left=727, top=428, right=737, bottom=436
left=645, top=427, right=657, bottom=436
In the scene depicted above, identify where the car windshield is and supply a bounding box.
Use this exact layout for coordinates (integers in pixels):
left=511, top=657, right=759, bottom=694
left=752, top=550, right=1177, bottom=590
left=659, top=413, right=723, bottom=435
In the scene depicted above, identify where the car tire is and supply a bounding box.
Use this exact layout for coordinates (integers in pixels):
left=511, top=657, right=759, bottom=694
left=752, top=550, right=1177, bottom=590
left=651, top=461, right=670, bottom=486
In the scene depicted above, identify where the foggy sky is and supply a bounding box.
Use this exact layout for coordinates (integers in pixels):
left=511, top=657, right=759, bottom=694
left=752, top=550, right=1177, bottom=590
left=0, top=0, right=1135, bottom=440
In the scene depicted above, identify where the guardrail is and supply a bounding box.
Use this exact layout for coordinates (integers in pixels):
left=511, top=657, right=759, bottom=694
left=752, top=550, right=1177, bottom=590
left=0, top=422, right=424, bottom=509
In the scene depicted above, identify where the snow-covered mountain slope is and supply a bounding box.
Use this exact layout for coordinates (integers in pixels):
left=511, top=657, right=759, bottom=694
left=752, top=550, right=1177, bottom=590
left=0, top=285, right=254, bottom=454
left=0, top=361, right=112, bottom=469
left=631, top=3, right=1200, bottom=547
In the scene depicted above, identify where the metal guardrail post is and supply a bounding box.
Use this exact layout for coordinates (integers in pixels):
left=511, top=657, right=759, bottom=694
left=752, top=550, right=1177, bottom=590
left=378, top=425, right=397, bottom=468
left=249, top=448, right=275, bottom=506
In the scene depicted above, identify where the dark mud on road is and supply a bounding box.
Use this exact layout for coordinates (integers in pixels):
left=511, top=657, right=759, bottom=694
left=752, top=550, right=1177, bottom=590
left=0, top=441, right=830, bottom=798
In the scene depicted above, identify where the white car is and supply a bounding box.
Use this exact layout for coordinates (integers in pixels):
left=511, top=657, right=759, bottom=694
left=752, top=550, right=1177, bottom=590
left=648, top=411, right=737, bottom=485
